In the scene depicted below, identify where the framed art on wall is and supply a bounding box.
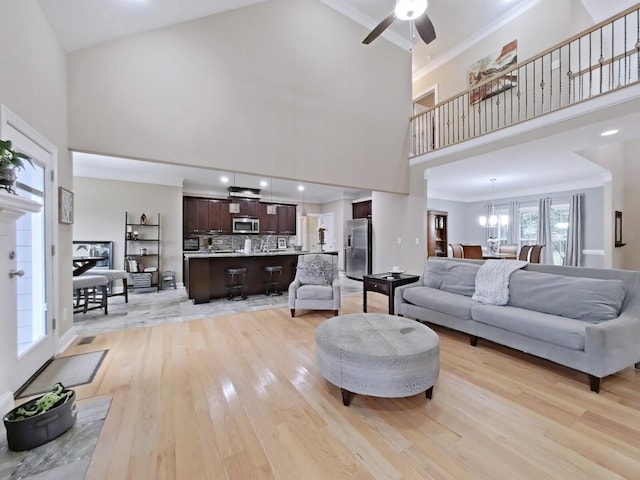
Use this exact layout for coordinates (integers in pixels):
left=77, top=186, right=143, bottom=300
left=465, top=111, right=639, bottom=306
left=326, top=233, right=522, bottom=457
left=59, top=187, right=74, bottom=224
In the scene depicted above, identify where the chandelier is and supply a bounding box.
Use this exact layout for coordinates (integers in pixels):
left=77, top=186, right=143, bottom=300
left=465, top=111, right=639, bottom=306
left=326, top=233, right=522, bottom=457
left=478, top=178, right=508, bottom=228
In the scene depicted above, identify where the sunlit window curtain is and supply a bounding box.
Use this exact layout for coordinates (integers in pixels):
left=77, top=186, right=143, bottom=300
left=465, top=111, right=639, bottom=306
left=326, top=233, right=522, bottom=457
left=537, top=198, right=553, bottom=264
left=507, top=201, right=519, bottom=244
left=565, top=194, right=583, bottom=266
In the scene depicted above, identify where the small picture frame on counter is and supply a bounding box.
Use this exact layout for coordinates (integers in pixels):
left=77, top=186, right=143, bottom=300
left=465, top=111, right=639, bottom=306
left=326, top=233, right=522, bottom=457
left=277, top=237, right=287, bottom=249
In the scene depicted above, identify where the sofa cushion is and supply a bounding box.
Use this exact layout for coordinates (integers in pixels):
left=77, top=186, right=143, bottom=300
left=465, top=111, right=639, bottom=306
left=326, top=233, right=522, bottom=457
left=403, top=286, right=478, bottom=320
left=423, top=259, right=480, bottom=297
left=507, top=270, right=626, bottom=323
left=471, top=304, right=586, bottom=351
left=297, top=255, right=335, bottom=286
left=295, top=284, right=334, bottom=300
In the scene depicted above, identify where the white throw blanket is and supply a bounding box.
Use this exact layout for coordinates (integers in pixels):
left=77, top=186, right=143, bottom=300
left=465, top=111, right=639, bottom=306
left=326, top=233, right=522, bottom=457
left=472, top=259, right=528, bottom=305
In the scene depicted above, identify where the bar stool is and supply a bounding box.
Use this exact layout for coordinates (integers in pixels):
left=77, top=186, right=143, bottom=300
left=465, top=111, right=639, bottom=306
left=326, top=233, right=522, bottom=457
left=227, top=267, right=248, bottom=301
left=264, top=265, right=283, bottom=296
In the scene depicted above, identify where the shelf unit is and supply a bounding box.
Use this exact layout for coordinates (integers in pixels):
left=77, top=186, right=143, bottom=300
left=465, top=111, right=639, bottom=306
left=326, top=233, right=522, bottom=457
left=125, top=212, right=160, bottom=290
left=427, top=210, right=448, bottom=257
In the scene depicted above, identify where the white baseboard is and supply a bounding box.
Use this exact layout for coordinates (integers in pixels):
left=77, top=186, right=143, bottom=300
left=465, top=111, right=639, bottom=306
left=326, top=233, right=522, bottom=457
left=57, top=326, right=78, bottom=354
left=0, top=390, right=15, bottom=433
left=583, top=249, right=605, bottom=256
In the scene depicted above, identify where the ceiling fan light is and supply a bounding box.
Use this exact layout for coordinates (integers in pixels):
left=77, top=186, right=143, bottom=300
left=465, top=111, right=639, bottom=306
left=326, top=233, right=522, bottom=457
left=394, top=0, right=427, bottom=21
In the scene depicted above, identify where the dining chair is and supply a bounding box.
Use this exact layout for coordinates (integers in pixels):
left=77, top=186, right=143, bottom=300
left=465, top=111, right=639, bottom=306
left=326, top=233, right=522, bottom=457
left=461, top=244, right=483, bottom=259
left=529, top=245, right=545, bottom=263
left=450, top=243, right=464, bottom=258
left=519, top=245, right=533, bottom=261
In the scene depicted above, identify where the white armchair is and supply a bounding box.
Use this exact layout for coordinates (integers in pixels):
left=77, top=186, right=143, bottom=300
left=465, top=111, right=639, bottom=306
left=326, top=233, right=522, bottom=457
left=289, top=254, right=341, bottom=317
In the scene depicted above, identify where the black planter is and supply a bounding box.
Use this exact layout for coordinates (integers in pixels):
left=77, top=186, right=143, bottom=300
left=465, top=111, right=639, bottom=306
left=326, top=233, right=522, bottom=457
left=3, top=390, right=77, bottom=451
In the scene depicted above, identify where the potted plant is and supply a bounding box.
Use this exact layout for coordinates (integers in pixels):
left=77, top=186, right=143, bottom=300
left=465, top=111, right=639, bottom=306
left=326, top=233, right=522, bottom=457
left=0, top=139, right=33, bottom=194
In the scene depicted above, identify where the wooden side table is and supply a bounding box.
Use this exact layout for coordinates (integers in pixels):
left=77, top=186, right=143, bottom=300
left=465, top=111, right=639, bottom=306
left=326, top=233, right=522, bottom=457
left=363, top=273, right=420, bottom=315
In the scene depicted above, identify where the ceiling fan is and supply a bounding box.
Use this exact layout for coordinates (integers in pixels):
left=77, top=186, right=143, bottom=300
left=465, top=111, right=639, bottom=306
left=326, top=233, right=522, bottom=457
left=363, top=0, right=436, bottom=46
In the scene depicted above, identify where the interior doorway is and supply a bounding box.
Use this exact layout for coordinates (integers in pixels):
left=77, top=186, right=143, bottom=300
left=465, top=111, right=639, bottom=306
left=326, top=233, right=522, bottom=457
left=301, top=213, right=335, bottom=252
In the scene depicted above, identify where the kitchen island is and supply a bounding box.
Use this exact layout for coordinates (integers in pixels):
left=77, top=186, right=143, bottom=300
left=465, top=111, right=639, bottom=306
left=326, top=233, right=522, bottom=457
left=184, top=250, right=338, bottom=304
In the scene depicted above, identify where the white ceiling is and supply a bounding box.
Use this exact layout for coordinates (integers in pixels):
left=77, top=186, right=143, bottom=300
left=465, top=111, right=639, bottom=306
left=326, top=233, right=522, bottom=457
left=39, top=0, right=637, bottom=203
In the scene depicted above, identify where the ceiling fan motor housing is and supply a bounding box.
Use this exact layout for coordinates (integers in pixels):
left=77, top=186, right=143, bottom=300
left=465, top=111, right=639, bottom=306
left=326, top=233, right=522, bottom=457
left=395, top=0, right=428, bottom=20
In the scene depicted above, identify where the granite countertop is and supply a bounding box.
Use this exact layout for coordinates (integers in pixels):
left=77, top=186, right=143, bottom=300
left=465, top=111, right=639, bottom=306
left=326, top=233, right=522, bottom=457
left=184, top=250, right=337, bottom=258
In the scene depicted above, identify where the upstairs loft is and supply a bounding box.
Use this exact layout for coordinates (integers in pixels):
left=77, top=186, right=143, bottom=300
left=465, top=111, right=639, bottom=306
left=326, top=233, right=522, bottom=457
left=410, top=4, right=640, bottom=163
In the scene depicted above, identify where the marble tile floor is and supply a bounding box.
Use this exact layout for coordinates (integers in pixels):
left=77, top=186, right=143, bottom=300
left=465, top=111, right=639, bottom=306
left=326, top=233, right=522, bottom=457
left=73, top=275, right=364, bottom=336
left=0, top=397, right=111, bottom=480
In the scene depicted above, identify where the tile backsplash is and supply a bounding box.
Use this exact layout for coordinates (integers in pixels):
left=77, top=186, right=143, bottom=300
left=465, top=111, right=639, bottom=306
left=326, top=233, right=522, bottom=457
left=189, top=234, right=296, bottom=253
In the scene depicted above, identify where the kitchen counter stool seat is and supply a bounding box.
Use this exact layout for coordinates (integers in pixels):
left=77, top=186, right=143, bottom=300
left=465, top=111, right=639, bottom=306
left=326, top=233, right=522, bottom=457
left=227, top=267, right=248, bottom=300
left=73, top=274, right=109, bottom=314
left=264, top=265, right=283, bottom=296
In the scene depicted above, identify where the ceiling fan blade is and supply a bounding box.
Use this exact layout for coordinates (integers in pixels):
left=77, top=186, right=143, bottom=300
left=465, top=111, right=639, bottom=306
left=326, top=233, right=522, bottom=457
left=362, top=12, right=396, bottom=45
left=414, top=13, right=436, bottom=44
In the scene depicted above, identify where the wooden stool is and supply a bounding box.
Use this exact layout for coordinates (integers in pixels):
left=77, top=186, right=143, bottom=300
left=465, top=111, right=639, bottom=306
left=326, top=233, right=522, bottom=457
left=264, top=265, right=283, bottom=296
left=227, top=267, right=248, bottom=300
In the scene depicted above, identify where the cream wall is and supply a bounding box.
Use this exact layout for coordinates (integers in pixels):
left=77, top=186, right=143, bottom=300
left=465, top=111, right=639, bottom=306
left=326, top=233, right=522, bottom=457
left=73, top=178, right=183, bottom=283
left=67, top=0, right=412, bottom=195
left=623, top=139, right=640, bottom=270
left=0, top=0, right=71, bottom=402
left=413, top=0, right=593, bottom=100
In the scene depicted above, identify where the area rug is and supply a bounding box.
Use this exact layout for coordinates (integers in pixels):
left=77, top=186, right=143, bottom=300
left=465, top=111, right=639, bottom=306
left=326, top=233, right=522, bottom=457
left=16, top=350, right=107, bottom=399
left=0, top=396, right=111, bottom=480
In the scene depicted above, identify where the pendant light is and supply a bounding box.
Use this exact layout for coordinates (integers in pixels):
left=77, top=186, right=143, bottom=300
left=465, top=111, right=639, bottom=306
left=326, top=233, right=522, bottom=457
left=478, top=178, right=507, bottom=228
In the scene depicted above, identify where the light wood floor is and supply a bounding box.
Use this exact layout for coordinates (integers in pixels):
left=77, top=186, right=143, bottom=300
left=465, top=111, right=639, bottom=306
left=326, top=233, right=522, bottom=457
left=64, top=293, right=640, bottom=479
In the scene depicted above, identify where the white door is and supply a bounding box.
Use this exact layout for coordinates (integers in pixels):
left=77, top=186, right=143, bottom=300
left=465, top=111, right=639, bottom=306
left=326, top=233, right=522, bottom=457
left=2, top=106, right=57, bottom=392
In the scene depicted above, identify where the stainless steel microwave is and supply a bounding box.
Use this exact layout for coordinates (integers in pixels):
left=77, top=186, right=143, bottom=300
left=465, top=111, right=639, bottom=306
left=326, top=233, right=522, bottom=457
left=232, top=217, right=260, bottom=234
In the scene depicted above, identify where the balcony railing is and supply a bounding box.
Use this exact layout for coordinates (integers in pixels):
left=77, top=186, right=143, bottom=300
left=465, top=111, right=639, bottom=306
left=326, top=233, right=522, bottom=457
left=410, top=5, right=640, bottom=158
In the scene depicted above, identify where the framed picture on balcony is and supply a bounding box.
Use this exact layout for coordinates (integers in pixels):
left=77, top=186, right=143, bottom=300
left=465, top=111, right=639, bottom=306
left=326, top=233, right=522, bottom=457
left=468, top=40, right=518, bottom=105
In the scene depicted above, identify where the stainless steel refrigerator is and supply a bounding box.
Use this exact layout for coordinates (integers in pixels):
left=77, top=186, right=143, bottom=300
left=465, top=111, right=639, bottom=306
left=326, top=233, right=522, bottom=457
left=345, top=218, right=372, bottom=280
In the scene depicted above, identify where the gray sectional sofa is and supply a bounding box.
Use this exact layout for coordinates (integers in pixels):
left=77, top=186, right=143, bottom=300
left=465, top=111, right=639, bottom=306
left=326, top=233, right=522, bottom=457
left=394, top=257, right=640, bottom=392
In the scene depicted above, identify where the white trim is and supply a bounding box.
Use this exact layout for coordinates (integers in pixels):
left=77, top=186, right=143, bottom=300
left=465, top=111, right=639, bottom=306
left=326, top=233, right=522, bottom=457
left=57, top=326, right=78, bottom=356
left=583, top=249, right=605, bottom=256
left=412, top=0, right=544, bottom=82
left=0, top=390, right=14, bottom=433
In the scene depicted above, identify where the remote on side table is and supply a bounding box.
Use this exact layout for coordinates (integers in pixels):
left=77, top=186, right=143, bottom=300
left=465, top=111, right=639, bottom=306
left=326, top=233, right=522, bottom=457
left=363, top=273, right=420, bottom=315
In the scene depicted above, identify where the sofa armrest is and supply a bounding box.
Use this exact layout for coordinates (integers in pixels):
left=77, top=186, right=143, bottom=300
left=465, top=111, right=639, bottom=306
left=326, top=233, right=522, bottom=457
left=394, top=276, right=423, bottom=315
left=288, top=278, right=302, bottom=308
left=585, top=309, right=640, bottom=377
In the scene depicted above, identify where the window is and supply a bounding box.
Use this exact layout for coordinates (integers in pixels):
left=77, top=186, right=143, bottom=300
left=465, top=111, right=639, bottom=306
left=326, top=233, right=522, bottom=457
left=519, top=206, right=538, bottom=249
left=550, top=203, right=569, bottom=265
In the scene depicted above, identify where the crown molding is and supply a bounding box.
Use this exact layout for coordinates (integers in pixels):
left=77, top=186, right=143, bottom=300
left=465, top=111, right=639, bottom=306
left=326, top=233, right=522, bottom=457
left=320, top=0, right=413, bottom=51
left=412, top=0, right=543, bottom=82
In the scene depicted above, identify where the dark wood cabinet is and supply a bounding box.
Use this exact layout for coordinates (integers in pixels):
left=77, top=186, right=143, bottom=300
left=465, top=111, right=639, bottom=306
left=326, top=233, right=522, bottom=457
left=209, top=198, right=231, bottom=234
left=277, top=204, right=296, bottom=234
left=233, top=198, right=259, bottom=218
left=183, top=197, right=210, bottom=233
left=353, top=200, right=372, bottom=219
left=427, top=210, right=448, bottom=257
left=258, top=202, right=278, bottom=233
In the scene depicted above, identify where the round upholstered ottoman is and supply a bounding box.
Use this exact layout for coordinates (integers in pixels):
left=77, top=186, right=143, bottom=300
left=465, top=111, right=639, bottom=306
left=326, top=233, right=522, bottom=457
left=315, top=313, right=439, bottom=406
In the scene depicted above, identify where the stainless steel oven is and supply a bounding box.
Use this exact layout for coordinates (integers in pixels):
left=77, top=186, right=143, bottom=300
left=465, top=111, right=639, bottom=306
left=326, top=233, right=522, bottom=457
left=232, top=217, right=260, bottom=234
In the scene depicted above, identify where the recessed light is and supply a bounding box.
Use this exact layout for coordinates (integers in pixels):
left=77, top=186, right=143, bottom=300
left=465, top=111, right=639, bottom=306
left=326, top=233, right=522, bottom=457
left=260, top=180, right=268, bottom=187
left=297, top=185, right=305, bottom=191
left=220, top=176, right=229, bottom=183
left=601, top=129, right=619, bottom=137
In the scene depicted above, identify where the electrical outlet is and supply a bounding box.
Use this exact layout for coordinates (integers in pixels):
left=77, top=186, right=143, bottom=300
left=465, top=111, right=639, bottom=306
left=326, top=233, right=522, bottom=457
left=415, top=238, right=420, bottom=245
left=397, top=237, right=402, bottom=244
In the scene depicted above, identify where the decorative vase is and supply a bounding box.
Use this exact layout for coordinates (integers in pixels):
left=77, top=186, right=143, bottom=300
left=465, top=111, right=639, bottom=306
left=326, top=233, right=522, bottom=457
left=0, top=165, right=17, bottom=194
left=140, top=213, right=147, bottom=225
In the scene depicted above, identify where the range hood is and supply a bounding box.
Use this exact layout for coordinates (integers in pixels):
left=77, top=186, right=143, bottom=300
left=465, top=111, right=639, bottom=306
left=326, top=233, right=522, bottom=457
left=228, top=186, right=261, bottom=199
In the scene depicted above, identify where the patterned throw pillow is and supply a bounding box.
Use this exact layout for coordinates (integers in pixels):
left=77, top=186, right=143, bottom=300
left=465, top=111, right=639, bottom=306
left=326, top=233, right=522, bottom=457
left=297, top=255, right=335, bottom=286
